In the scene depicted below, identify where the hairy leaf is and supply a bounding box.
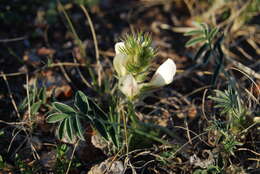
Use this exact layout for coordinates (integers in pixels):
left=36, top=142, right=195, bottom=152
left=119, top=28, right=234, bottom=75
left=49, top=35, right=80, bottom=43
left=75, top=114, right=85, bottom=140
left=47, top=113, right=70, bottom=123
left=57, top=120, right=66, bottom=140
left=53, top=102, right=75, bottom=114
left=75, top=90, right=90, bottom=114
left=31, top=100, right=42, bottom=115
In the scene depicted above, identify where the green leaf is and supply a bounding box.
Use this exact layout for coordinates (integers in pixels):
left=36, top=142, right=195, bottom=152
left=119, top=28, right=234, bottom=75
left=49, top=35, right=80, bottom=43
left=31, top=100, right=42, bottom=115
left=89, top=100, right=107, bottom=120
left=185, top=36, right=206, bottom=47
left=193, top=43, right=209, bottom=61
left=201, top=23, right=209, bottom=37
left=0, top=155, right=4, bottom=168
left=213, top=34, right=224, bottom=50
left=208, top=96, right=227, bottom=103
left=184, top=29, right=204, bottom=36
left=53, top=102, right=75, bottom=114
left=107, top=125, right=118, bottom=147
left=68, top=117, right=75, bottom=138
left=31, top=83, right=37, bottom=104
left=208, top=27, right=219, bottom=41
left=38, top=87, right=47, bottom=103
left=65, top=119, right=73, bottom=142
left=75, top=91, right=89, bottom=114
left=75, top=114, right=85, bottom=140
left=211, top=45, right=223, bottom=85
left=0, top=130, right=4, bottom=136
left=202, top=50, right=212, bottom=64
left=57, top=120, right=66, bottom=139
left=46, top=113, right=70, bottom=123
left=18, top=94, right=34, bottom=112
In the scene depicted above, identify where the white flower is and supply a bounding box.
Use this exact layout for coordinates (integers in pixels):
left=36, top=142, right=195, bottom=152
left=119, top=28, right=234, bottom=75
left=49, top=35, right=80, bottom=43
left=113, top=42, right=128, bottom=77
left=113, top=39, right=177, bottom=100
left=149, top=59, right=176, bottom=87
left=118, top=74, right=139, bottom=99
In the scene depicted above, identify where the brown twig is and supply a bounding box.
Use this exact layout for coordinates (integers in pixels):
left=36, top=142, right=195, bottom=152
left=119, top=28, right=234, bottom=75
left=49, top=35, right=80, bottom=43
left=80, top=5, right=103, bottom=87
left=1, top=72, right=21, bottom=118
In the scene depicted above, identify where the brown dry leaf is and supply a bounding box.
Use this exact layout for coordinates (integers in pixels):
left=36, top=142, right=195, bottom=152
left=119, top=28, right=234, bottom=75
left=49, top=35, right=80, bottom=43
left=55, top=84, right=73, bottom=98
left=38, top=70, right=72, bottom=98
left=187, top=105, right=197, bottom=119
left=253, top=80, right=260, bottom=97
left=88, top=158, right=124, bottom=174
left=36, top=47, right=56, bottom=56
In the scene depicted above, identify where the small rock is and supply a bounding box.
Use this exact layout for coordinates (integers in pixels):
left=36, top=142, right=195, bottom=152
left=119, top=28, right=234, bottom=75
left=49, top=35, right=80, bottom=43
left=88, top=158, right=124, bottom=174
left=91, top=134, right=108, bottom=150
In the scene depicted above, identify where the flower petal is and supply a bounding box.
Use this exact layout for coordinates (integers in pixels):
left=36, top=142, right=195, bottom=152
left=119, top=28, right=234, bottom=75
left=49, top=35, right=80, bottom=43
left=113, top=53, right=128, bottom=76
left=113, top=42, right=128, bottom=76
left=150, top=59, right=176, bottom=87
left=118, top=74, right=139, bottom=99
left=115, top=42, right=125, bottom=54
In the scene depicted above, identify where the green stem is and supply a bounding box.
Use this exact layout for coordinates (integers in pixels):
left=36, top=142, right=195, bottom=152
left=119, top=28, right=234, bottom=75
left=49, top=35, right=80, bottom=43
left=127, top=101, right=139, bottom=126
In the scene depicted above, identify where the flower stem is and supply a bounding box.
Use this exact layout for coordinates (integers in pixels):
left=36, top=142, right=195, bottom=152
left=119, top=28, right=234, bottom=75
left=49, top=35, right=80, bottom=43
left=127, top=101, right=139, bottom=126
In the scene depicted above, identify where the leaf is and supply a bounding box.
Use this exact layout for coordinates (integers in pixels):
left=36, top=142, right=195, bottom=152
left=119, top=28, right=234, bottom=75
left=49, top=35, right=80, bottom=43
left=68, top=117, right=75, bottom=138
left=75, top=91, right=89, bottom=114
left=31, top=100, right=42, bottom=115
left=193, top=43, right=209, bottom=61
left=216, top=44, right=224, bottom=64
left=208, top=27, right=219, bottom=41
left=75, top=114, right=85, bottom=140
left=38, top=87, right=47, bottom=103
left=213, top=34, right=224, bottom=50
left=57, top=120, right=66, bottom=139
left=46, top=113, right=70, bottom=123
left=201, top=23, right=209, bottom=37
left=53, top=102, right=75, bottom=114
left=202, top=50, right=212, bottom=64
left=185, top=36, right=206, bottom=47
left=89, top=100, right=107, bottom=120
left=184, top=29, right=204, bottom=36
left=65, top=119, right=73, bottom=142
left=208, top=96, right=228, bottom=103
left=211, top=45, right=223, bottom=85
left=31, top=83, right=37, bottom=104
left=18, top=94, right=34, bottom=112
left=107, top=125, right=118, bottom=147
